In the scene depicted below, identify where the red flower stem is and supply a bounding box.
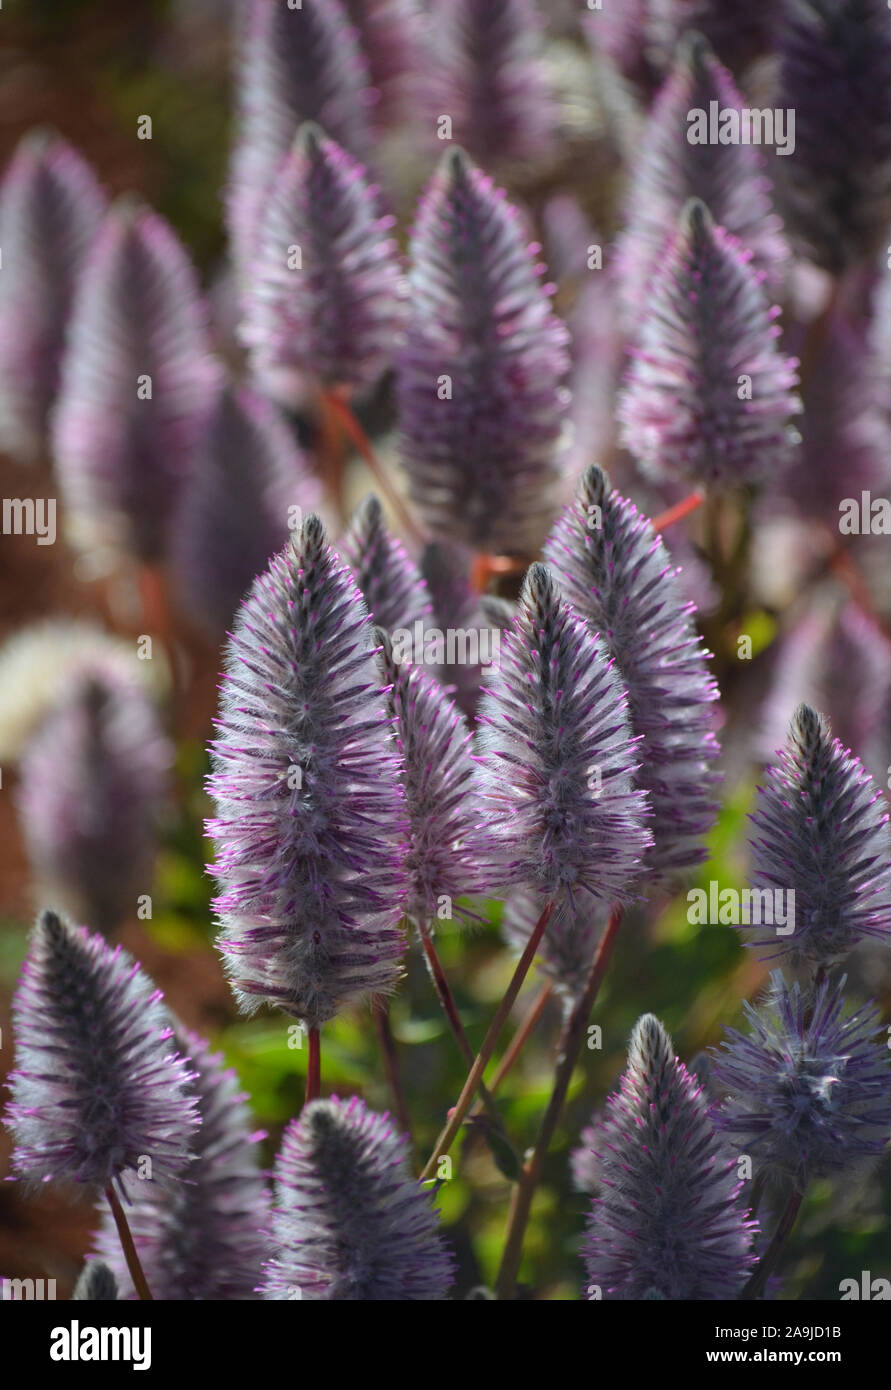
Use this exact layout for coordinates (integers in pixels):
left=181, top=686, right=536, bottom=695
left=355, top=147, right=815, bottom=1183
left=319, top=388, right=427, bottom=546
left=494, top=903, right=624, bottom=1300
left=316, top=389, right=348, bottom=523
left=419, top=900, right=555, bottom=1183
left=372, top=994, right=413, bottom=1141
left=105, top=1183, right=153, bottom=1301
left=651, top=490, right=705, bottom=532
left=305, top=1025, right=321, bottom=1105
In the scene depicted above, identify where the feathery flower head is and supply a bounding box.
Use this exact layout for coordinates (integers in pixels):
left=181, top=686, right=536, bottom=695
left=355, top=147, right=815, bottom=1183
left=747, top=703, right=891, bottom=964
left=18, top=671, right=172, bottom=936
left=261, top=1095, right=454, bottom=1300
left=585, top=1, right=778, bottom=93
left=617, top=32, right=787, bottom=326
left=619, top=199, right=801, bottom=490
left=206, top=514, right=408, bottom=1029
left=0, top=128, right=106, bottom=465
left=170, top=381, right=320, bottom=639
left=777, top=0, right=891, bottom=273
left=583, top=1014, right=757, bottom=1299
left=425, top=0, right=555, bottom=166
left=713, top=971, right=891, bottom=1185
left=94, top=1027, right=270, bottom=1300
left=544, top=464, right=721, bottom=876
left=476, top=562, right=652, bottom=908
left=396, top=148, right=570, bottom=554
left=376, top=628, right=494, bottom=924
left=341, top=494, right=432, bottom=636
left=53, top=199, right=218, bottom=562
left=241, top=123, right=406, bottom=404
left=227, top=0, right=374, bottom=273
left=4, top=910, right=199, bottom=1190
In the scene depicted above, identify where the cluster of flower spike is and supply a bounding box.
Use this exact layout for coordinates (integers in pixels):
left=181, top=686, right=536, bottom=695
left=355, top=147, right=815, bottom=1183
left=3, top=0, right=891, bottom=1304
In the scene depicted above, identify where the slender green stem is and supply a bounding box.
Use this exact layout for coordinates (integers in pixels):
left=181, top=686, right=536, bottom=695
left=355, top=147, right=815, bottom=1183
left=419, top=900, right=555, bottom=1183
left=105, top=1183, right=153, bottom=1301
left=494, top=904, right=623, bottom=1300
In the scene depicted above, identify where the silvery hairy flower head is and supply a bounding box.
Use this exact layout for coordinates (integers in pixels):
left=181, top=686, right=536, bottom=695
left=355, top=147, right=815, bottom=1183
left=747, top=704, right=891, bottom=965
left=94, top=1028, right=270, bottom=1300
left=777, top=0, right=891, bottom=273
left=206, top=514, right=408, bottom=1030
left=619, top=199, right=801, bottom=491
left=241, top=123, right=406, bottom=406
left=583, top=1014, right=757, bottom=1300
left=544, top=464, right=721, bottom=877
left=476, top=562, right=652, bottom=910
left=340, top=493, right=432, bottom=636
left=376, top=628, right=494, bottom=925
left=4, top=910, right=199, bottom=1190
left=227, top=0, right=374, bottom=274
left=713, top=971, right=891, bottom=1186
left=0, top=129, right=106, bottom=465
left=170, top=381, right=321, bottom=639
left=52, top=199, right=218, bottom=562
left=425, top=0, right=555, bottom=166
left=261, top=1095, right=454, bottom=1300
left=396, top=148, right=570, bottom=555
left=616, top=32, right=787, bottom=327
left=17, top=671, right=172, bottom=936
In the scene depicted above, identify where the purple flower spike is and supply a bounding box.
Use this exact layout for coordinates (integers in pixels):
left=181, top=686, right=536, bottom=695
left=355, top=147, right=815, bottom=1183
left=261, top=1095, right=454, bottom=1300
left=170, top=382, right=321, bottom=640
left=4, top=910, right=199, bottom=1191
left=747, top=704, right=891, bottom=965
left=397, top=148, right=570, bottom=554
left=777, top=0, right=891, bottom=273
left=241, top=123, right=406, bottom=405
left=206, top=513, right=408, bottom=1029
left=713, top=972, right=891, bottom=1185
left=583, top=1014, right=757, bottom=1300
left=340, top=494, right=432, bottom=636
left=426, top=0, right=555, bottom=166
left=53, top=200, right=218, bottom=562
left=227, top=0, right=374, bottom=274
left=477, top=562, right=652, bottom=909
left=544, top=464, right=721, bottom=877
left=94, top=1028, right=270, bottom=1301
left=617, top=33, right=787, bottom=326
left=619, top=199, right=801, bottom=491
left=18, top=672, right=172, bottom=936
left=377, top=628, right=494, bottom=925
left=585, top=2, right=778, bottom=94
left=0, top=129, right=106, bottom=465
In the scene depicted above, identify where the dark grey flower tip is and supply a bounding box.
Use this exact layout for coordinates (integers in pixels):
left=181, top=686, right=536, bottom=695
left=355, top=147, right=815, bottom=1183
left=73, top=1262, right=118, bottom=1301
left=294, top=512, right=326, bottom=554
left=295, top=120, right=326, bottom=156
left=523, top=562, right=554, bottom=607
left=684, top=197, right=710, bottom=235
left=790, top=701, right=825, bottom=757
left=579, top=462, right=610, bottom=511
